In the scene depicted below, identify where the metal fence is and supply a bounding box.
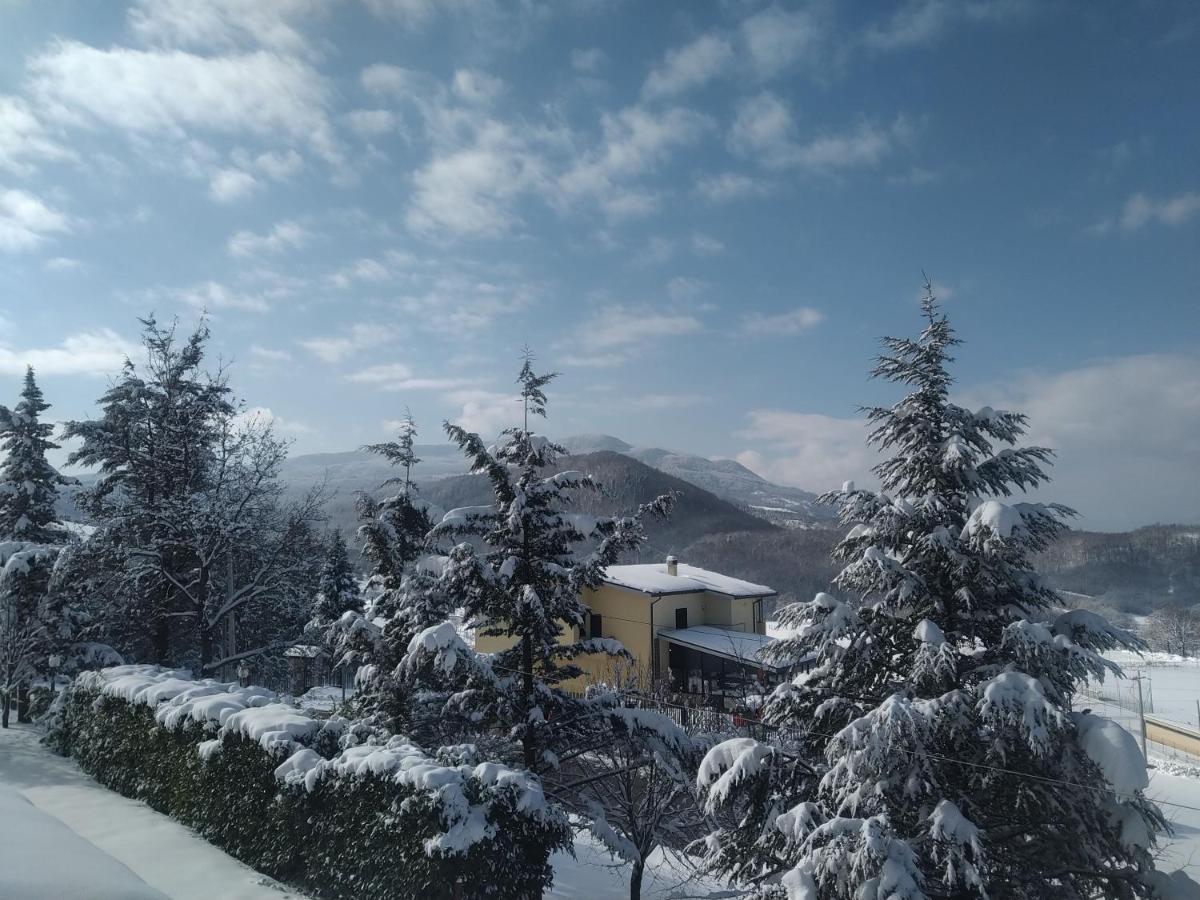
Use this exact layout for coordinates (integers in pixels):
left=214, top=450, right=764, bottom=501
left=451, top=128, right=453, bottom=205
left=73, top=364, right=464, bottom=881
left=1076, top=677, right=1200, bottom=766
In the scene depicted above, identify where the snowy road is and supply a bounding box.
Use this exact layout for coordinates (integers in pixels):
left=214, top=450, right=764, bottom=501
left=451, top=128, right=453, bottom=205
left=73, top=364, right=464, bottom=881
left=0, top=724, right=305, bottom=900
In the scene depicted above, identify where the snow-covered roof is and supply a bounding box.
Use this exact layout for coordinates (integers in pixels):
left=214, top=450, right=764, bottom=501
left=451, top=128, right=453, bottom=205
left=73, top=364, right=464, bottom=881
left=602, top=563, right=775, bottom=598
left=657, top=625, right=786, bottom=671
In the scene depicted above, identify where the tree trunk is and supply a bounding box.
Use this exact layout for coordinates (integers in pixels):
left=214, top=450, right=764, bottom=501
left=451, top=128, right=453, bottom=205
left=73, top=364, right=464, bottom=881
left=154, top=601, right=170, bottom=665
left=16, top=682, right=29, bottom=723
left=522, top=632, right=535, bottom=770
left=197, top=566, right=212, bottom=671
left=629, top=858, right=644, bottom=900
left=2, top=691, right=9, bottom=729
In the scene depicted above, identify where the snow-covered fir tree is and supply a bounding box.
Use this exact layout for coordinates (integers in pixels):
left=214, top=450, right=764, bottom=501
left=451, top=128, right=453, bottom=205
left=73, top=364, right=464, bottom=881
left=0, top=541, right=59, bottom=727
left=698, top=284, right=1176, bottom=899
left=356, top=410, right=433, bottom=595
left=321, top=413, right=442, bottom=729
left=419, top=354, right=677, bottom=770
left=0, top=367, right=73, bottom=543
left=311, top=530, right=361, bottom=625
left=63, top=318, right=324, bottom=672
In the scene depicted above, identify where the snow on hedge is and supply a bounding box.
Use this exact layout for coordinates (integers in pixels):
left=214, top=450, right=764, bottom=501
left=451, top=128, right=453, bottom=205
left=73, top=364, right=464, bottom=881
left=78, top=665, right=321, bottom=752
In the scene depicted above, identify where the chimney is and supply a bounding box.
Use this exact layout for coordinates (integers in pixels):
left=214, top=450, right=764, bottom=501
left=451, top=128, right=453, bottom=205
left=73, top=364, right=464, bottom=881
left=665, top=555, right=678, bottom=576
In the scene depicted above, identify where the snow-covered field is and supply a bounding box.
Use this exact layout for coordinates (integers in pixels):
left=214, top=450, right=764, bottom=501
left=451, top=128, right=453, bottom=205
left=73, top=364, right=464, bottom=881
left=1103, top=651, right=1200, bottom=728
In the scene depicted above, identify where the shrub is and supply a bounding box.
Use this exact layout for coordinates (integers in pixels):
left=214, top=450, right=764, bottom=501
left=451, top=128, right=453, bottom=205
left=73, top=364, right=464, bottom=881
left=66, top=665, right=570, bottom=899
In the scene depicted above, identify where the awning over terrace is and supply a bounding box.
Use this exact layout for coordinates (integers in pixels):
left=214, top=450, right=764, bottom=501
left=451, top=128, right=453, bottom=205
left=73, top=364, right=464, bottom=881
left=657, top=625, right=787, bottom=672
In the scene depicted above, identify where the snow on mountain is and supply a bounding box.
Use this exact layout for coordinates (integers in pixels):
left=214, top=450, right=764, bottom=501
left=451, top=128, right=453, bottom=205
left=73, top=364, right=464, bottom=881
left=558, top=434, right=835, bottom=528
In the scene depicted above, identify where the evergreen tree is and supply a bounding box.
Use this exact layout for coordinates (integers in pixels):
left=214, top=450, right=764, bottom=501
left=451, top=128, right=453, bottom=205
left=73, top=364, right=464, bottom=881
left=64, top=317, right=234, bottom=664
left=425, top=354, right=675, bottom=770
left=698, top=283, right=1175, bottom=898
left=0, top=367, right=73, bottom=543
left=311, top=530, right=361, bottom=624
left=0, top=542, right=58, bottom=727
left=356, top=410, right=433, bottom=594
left=63, top=318, right=324, bottom=672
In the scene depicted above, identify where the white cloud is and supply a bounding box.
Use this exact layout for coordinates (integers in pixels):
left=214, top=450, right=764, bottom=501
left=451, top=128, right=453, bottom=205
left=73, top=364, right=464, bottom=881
left=729, top=92, right=795, bottom=162
left=694, top=171, right=767, bottom=203
left=444, top=387, right=519, bottom=438
left=299, top=323, right=402, bottom=363
left=740, top=353, right=1200, bottom=528
left=452, top=68, right=504, bottom=104
left=730, top=94, right=913, bottom=172
left=642, top=34, right=733, bottom=100
left=128, top=0, right=329, bottom=54
left=740, top=5, right=826, bottom=76
left=0, top=95, right=70, bottom=175
left=407, top=120, right=546, bottom=236
left=571, top=47, right=607, bottom=73
left=227, top=220, right=309, bottom=257
left=164, top=280, right=270, bottom=313
left=564, top=304, right=704, bottom=367
left=392, top=272, right=535, bottom=334
left=29, top=41, right=339, bottom=163
left=329, top=257, right=391, bottom=288
left=235, top=405, right=313, bottom=436
left=736, top=410, right=877, bottom=493
left=691, top=233, right=725, bottom=255
left=0, top=328, right=138, bottom=376
left=248, top=344, right=292, bottom=363
left=345, top=108, right=397, bottom=137
left=43, top=256, right=82, bottom=271
left=361, top=63, right=423, bottom=97
left=863, top=0, right=1030, bottom=51
left=742, top=306, right=825, bottom=336
left=1117, top=191, right=1200, bottom=232
left=209, top=167, right=259, bottom=202
left=251, top=148, right=304, bottom=180
left=346, top=362, right=470, bottom=391
left=666, top=276, right=706, bottom=302
left=559, top=105, right=711, bottom=214
left=0, top=188, right=71, bottom=252
left=958, top=353, right=1200, bottom=528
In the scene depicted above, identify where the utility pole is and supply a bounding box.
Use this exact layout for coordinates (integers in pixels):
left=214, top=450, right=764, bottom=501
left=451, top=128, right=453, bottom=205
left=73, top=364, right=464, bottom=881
left=1135, top=674, right=1148, bottom=759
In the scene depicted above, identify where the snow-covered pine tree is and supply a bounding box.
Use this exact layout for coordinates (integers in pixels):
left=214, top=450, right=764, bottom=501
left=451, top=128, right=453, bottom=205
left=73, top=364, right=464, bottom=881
left=311, top=530, right=361, bottom=625
left=322, top=413, right=442, bottom=729
left=425, top=354, right=675, bottom=770
left=698, top=283, right=1175, bottom=899
left=0, top=542, right=59, bottom=727
left=356, top=410, right=433, bottom=595
left=0, top=367, right=74, bottom=543
left=64, top=317, right=235, bottom=664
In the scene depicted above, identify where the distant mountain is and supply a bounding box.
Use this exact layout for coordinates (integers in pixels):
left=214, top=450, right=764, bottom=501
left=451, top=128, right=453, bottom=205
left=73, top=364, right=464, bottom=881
left=403, top=450, right=775, bottom=558
left=559, top=434, right=836, bottom=529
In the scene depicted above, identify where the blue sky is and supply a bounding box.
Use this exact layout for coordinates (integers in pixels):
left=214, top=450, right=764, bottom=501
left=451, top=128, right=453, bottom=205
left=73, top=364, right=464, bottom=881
left=0, top=0, right=1197, bottom=530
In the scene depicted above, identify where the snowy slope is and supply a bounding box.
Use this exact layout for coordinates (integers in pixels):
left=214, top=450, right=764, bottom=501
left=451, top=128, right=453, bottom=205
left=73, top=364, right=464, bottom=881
left=560, top=434, right=835, bottom=528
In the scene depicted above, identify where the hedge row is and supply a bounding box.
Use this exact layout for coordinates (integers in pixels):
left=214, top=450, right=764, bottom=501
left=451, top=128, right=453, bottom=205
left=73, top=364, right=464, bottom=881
left=65, top=666, right=570, bottom=899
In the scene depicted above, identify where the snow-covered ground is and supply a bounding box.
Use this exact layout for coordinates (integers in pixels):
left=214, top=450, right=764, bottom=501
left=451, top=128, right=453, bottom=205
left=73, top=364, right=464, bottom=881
left=1102, top=651, right=1200, bottom=728
left=550, top=834, right=736, bottom=899
left=0, top=723, right=306, bottom=899
left=0, top=719, right=733, bottom=898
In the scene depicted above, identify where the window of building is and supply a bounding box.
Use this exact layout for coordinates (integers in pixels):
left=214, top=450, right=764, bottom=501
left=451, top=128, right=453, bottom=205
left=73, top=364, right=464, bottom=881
left=675, top=608, right=688, bottom=629
left=590, top=613, right=602, bottom=639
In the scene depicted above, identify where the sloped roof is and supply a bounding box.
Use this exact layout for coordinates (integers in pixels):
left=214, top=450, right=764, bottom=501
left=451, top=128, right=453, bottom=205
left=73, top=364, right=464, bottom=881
left=657, top=625, right=785, bottom=670
left=602, top=562, right=775, bottom=598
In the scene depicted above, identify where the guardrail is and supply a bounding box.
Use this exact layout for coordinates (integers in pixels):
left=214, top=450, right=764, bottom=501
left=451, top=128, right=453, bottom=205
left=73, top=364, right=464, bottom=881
left=1144, top=715, right=1200, bottom=758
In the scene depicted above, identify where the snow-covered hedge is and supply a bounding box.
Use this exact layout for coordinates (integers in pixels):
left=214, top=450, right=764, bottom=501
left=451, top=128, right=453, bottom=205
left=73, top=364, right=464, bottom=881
left=65, top=665, right=570, bottom=899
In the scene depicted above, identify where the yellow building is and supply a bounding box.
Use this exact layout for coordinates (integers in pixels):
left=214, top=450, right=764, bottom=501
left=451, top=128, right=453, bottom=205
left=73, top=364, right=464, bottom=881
left=475, top=555, right=790, bottom=704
